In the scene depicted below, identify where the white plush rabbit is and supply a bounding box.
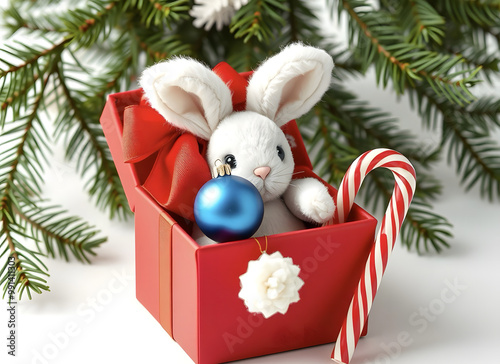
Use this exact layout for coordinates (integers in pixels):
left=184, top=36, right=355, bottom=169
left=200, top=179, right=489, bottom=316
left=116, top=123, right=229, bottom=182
left=140, top=43, right=335, bottom=245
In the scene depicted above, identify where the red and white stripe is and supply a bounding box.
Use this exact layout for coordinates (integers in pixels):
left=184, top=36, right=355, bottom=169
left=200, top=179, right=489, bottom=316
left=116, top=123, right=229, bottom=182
left=328, top=148, right=416, bottom=364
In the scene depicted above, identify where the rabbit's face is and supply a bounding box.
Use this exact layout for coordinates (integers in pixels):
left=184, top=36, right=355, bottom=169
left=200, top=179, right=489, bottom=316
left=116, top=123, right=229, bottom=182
left=207, top=111, right=294, bottom=202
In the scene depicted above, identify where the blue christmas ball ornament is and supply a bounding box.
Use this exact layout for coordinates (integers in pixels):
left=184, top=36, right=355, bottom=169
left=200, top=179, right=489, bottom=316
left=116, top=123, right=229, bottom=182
left=194, top=174, right=264, bottom=243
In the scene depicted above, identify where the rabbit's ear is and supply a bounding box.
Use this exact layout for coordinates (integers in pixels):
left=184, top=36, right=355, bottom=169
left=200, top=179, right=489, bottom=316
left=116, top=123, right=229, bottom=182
left=246, top=43, right=333, bottom=127
left=140, top=58, right=233, bottom=140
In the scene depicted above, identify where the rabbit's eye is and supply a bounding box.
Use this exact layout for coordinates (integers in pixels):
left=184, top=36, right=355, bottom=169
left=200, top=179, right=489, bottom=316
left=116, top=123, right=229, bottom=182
left=224, top=154, right=237, bottom=169
left=277, top=146, right=285, bottom=161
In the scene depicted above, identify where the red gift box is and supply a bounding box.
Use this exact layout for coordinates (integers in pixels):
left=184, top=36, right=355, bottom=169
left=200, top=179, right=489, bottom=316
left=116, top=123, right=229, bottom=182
left=100, top=68, right=377, bottom=363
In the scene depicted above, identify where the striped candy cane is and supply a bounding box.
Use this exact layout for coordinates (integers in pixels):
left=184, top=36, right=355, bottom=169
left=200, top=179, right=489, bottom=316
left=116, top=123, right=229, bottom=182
left=329, top=148, right=416, bottom=364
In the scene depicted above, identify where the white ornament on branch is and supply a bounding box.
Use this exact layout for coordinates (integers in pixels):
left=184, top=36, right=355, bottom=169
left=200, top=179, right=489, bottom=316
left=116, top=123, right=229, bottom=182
left=190, top=0, right=249, bottom=31
left=238, top=251, right=304, bottom=318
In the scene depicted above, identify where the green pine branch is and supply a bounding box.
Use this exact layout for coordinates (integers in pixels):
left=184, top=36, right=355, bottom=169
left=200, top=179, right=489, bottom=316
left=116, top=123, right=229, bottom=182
left=321, top=87, right=441, bottom=167
left=63, top=0, right=123, bottom=48
left=448, top=44, right=500, bottom=84
left=467, top=97, right=500, bottom=130
left=17, top=203, right=105, bottom=263
left=1, top=59, right=57, bottom=299
left=226, top=0, right=334, bottom=71
left=220, top=36, right=268, bottom=71
left=231, top=0, right=289, bottom=43
left=0, top=38, right=69, bottom=126
left=409, top=84, right=500, bottom=200
left=0, top=2, right=128, bottom=299
left=53, top=62, right=130, bottom=219
left=0, top=42, right=108, bottom=298
left=400, top=0, right=446, bottom=45
left=285, top=0, right=324, bottom=43
left=0, top=232, right=50, bottom=300
left=435, top=0, right=500, bottom=27
left=330, top=0, right=482, bottom=105
left=442, top=115, right=500, bottom=200
left=2, top=5, right=63, bottom=34
left=401, top=200, right=452, bottom=253
left=438, top=18, right=500, bottom=84
left=131, top=28, right=192, bottom=65
left=123, top=0, right=191, bottom=28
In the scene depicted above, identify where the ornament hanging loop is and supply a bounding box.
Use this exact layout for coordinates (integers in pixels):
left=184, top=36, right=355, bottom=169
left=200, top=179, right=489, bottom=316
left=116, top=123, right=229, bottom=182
left=253, top=236, right=268, bottom=254
left=213, top=159, right=232, bottom=178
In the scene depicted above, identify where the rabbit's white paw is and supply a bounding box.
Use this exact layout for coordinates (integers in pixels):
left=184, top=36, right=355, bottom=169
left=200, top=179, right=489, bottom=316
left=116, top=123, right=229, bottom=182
left=284, top=178, right=335, bottom=224
left=306, top=188, right=335, bottom=223
left=300, top=183, right=335, bottom=224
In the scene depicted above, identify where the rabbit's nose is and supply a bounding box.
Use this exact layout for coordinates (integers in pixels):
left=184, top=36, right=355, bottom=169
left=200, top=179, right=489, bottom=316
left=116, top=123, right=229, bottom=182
left=254, top=166, right=271, bottom=180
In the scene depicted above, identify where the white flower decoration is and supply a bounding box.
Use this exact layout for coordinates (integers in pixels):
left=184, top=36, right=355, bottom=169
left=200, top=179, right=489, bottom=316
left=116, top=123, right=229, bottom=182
left=238, top=251, right=304, bottom=318
left=190, top=0, right=249, bottom=31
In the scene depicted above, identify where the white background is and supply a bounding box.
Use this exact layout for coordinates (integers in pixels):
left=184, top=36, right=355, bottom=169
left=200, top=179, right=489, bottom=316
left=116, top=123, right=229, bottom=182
left=2, top=2, right=500, bottom=364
